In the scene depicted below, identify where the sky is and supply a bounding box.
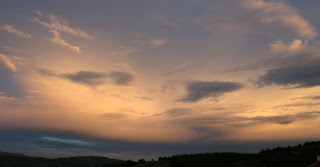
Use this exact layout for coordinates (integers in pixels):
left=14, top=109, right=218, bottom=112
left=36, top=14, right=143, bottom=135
left=1, top=0, right=320, bottom=161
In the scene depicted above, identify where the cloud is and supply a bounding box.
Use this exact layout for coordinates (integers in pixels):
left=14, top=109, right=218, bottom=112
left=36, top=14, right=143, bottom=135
left=111, top=48, right=138, bottom=56
left=240, top=0, right=317, bottom=39
left=0, top=24, right=32, bottom=39
left=276, top=102, right=320, bottom=108
left=179, top=111, right=320, bottom=127
left=0, top=92, right=17, bottom=104
left=165, top=108, right=192, bottom=116
left=33, top=136, right=94, bottom=149
left=137, top=96, right=153, bottom=101
left=248, top=111, right=320, bottom=125
left=0, top=54, right=16, bottom=72
left=269, top=39, right=308, bottom=55
left=100, top=113, right=125, bottom=119
left=108, top=71, right=136, bottom=85
left=2, top=46, right=22, bottom=53
left=38, top=68, right=136, bottom=87
left=32, top=12, right=93, bottom=53
left=63, top=71, right=108, bottom=87
left=230, top=51, right=318, bottom=72
left=190, top=126, right=225, bottom=139
left=150, top=39, right=166, bottom=47
left=179, top=81, right=243, bottom=102
left=32, top=13, right=93, bottom=39
left=0, top=96, right=17, bottom=104
left=164, top=64, right=199, bottom=76
left=311, top=96, right=320, bottom=100
left=197, top=0, right=317, bottom=39
left=50, top=30, right=82, bottom=53
left=256, top=58, right=320, bottom=88
left=36, top=67, right=58, bottom=76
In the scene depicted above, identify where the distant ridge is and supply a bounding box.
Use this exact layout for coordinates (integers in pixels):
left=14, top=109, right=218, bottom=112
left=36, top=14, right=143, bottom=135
left=0, top=151, right=26, bottom=157
left=0, top=152, right=124, bottom=167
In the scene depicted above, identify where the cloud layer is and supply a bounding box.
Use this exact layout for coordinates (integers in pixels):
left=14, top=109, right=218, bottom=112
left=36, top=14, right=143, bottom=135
left=0, top=24, right=32, bottom=39
left=269, top=39, right=308, bottom=55
left=197, top=0, right=317, bottom=39
left=165, top=108, right=192, bottom=116
left=32, top=12, right=93, bottom=53
left=32, top=12, right=93, bottom=39
left=179, top=81, right=243, bottom=102
left=0, top=54, right=16, bottom=72
left=257, top=59, right=320, bottom=88
left=240, top=0, right=317, bottom=39
left=38, top=68, right=136, bottom=87
left=50, top=30, right=82, bottom=53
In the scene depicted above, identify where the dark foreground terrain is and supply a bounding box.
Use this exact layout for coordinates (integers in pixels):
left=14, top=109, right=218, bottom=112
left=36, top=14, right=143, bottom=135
left=1, top=141, right=320, bottom=167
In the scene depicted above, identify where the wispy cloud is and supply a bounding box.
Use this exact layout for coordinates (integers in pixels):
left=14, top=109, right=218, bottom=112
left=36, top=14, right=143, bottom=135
left=50, top=30, right=82, bottom=53
left=33, top=136, right=94, bottom=149
left=150, top=39, right=166, bottom=47
left=0, top=96, right=17, bottom=104
left=176, top=111, right=320, bottom=127
left=164, top=64, right=199, bottom=76
left=244, top=111, right=320, bottom=125
left=0, top=53, right=16, bottom=72
left=0, top=24, right=32, bottom=39
left=0, top=92, right=17, bottom=104
left=111, top=48, right=138, bottom=56
left=32, top=11, right=93, bottom=53
left=165, top=108, right=192, bottom=116
left=197, top=0, right=317, bottom=39
left=32, top=12, right=93, bottom=39
left=269, top=39, right=308, bottom=55
left=240, top=0, right=317, bottom=39
left=136, top=96, right=153, bottom=101
left=100, top=113, right=126, bottom=119
left=1, top=46, right=22, bottom=53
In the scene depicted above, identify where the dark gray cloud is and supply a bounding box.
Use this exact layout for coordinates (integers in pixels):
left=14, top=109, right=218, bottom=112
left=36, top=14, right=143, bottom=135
left=37, top=67, right=58, bottom=76
left=291, top=95, right=320, bottom=101
left=190, top=126, right=225, bottom=140
left=137, top=96, right=153, bottom=101
left=38, top=68, right=136, bottom=87
left=275, top=102, right=320, bottom=109
left=165, top=108, right=192, bottom=116
left=108, top=71, right=136, bottom=85
left=249, top=111, right=320, bottom=125
left=229, top=53, right=317, bottom=72
left=312, top=96, right=320, bottom=100
left=174, top=111, right=320, bottom=127
left=256, top=60, right=320, bottom=88
left=179, top=81, right=243, bottom=102
left=63, top=71, right=108, bottom=87
left=233, top=51, right=320, bottom=88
